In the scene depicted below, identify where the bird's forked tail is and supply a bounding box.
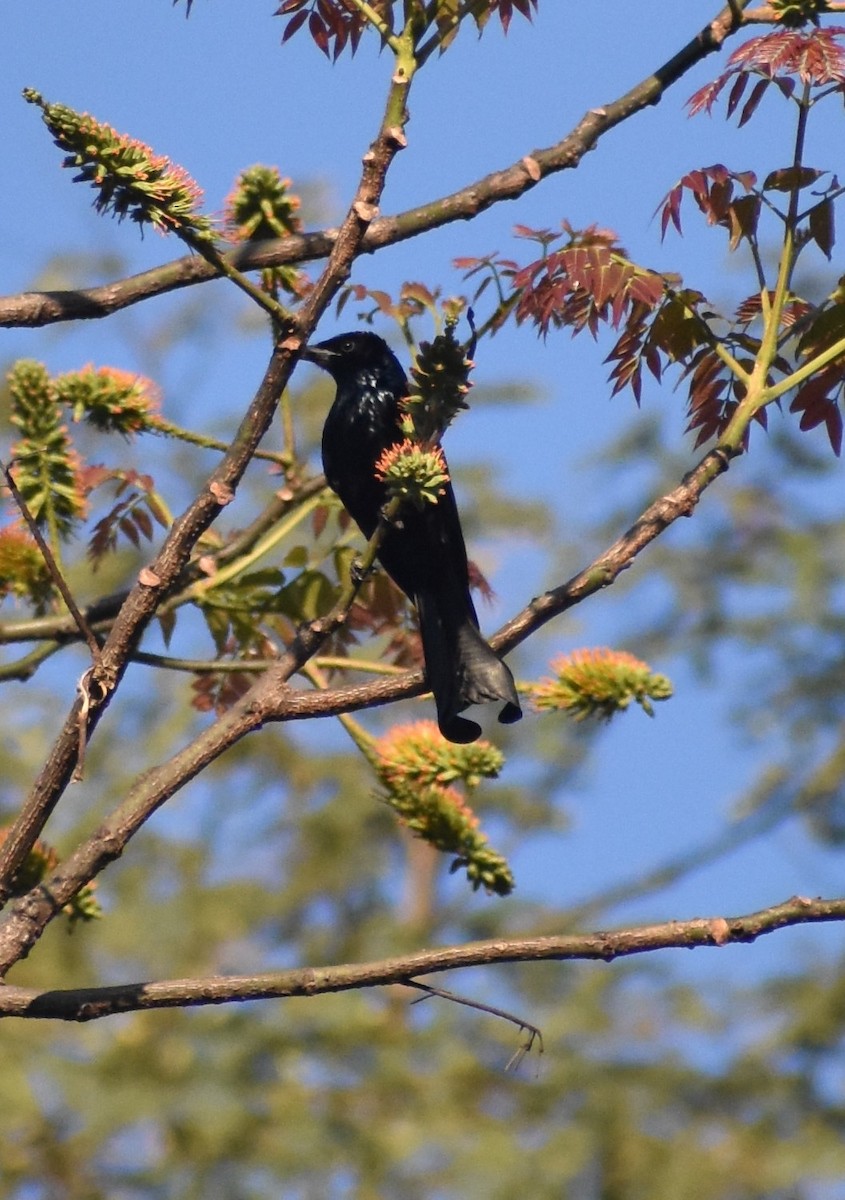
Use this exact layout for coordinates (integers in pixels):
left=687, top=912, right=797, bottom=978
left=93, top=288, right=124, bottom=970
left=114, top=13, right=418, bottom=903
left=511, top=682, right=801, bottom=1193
left=416, top=591, right=522, bottom=744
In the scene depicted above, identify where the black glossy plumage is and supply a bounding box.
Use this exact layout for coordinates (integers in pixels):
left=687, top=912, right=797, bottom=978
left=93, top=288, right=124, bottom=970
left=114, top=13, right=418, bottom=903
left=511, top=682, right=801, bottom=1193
left=304, top=330, right=522, bottom=744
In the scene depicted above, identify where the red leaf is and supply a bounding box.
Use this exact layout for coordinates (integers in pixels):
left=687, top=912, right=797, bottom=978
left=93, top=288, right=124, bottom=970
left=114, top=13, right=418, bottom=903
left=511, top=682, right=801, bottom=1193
left=687, top=77, right=728, bottom=117
left=332, top=17, right=349, bottom=61
left=735, top=292, right=766, bottom=325
left=659, top=185, right=684, bottom=240
left=738, top=77, right=770, bottom=127
left=118, top=515, right=140, bottom=548
left=726, top=71, right=749, bottom=119
left=728, top=28, right=845, bottom=86
left=133, top=507, right=153, bottom=541
left=158, top=609, right=176, bottom=648
left=789, top=361, right=845, bottom=455
left=309, top=11, right=330, bottom=56
left=727, top=194, right=761, bottom=251
left=281, top=8, right=308, bottom=42
left=312, top=503, right=329, bottom=540
left=644, top=343, right=663, bottom=382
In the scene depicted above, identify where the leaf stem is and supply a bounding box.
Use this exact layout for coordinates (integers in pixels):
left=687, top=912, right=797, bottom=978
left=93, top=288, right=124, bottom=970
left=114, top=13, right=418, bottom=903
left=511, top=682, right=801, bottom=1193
left=149, top=416, right=290, bottom=466
left=180, top=230, right=294, bottom=326
left=182, top=490, right=328, bottom=602
left=719, top=82, right=812, bottom=451
left=345, top=0, right=403, bottom=51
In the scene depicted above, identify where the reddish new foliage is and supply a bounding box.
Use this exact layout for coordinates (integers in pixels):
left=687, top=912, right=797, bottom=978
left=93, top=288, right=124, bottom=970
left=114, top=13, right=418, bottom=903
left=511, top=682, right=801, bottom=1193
left=658, top=164, right=758, bottom=244
left=688, top=27, right=845, bottom=121
left=509, top=227, right=665, bottom=339
left=273, top=0, right=535, bottom=58
left=790, top=367, right=844, bottom=457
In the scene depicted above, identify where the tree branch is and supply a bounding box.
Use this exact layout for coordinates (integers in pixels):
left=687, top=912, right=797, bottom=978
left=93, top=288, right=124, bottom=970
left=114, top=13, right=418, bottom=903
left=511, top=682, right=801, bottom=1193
left=0, top=1, right=753, bottom=331
left=0, top=476, right=328, bottom=648
left=0, top=70, right=413, bottom=919
left=0, top=893, right=838, bottom=1022
left=0, top=437, right=739, bottom=972
left=0, top=0, right=754, bottom=969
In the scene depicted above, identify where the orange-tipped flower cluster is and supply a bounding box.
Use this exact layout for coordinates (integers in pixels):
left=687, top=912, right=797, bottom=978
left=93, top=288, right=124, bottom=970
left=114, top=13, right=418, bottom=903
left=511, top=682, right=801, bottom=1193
left=57, top=366, right=161, bottom=436
left=7, top=359, right=85, bottom=538
left=224, top=164, right=303, bottom=241
left=374, top=439, right=450, bottom=509
left=24, top=89, right=211, bottom=237
left=224, top=165, right=310, bottom=299
left=532, top=647, right=673, bottom=721
left=374, top=721, right=513, bottom=895
left=0, top=524, right=52, bottom=609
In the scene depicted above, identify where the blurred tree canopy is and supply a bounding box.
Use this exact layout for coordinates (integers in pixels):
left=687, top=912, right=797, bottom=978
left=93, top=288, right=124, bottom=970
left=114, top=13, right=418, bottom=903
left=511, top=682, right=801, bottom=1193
left=3, top=2, right=845, bottom=1196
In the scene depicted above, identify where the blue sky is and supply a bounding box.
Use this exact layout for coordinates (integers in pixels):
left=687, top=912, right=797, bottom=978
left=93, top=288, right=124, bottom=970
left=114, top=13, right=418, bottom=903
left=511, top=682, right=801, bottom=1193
left=3, top=2, right=844, bottom=989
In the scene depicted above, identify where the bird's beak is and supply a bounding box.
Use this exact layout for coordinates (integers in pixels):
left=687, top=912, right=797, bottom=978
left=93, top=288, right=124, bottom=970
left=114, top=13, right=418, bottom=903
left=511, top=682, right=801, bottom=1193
left=302, top=344, right=337, bottom=367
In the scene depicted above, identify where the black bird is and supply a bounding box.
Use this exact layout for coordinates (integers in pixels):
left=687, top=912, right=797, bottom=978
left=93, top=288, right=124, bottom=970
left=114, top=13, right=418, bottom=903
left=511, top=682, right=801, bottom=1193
left=304, top=330, right=522, bottom=744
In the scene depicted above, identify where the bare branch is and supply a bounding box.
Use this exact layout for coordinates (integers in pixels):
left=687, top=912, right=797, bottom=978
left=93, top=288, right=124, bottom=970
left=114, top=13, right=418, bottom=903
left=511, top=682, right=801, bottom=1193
left=0, top=893, right=839, bottom=1022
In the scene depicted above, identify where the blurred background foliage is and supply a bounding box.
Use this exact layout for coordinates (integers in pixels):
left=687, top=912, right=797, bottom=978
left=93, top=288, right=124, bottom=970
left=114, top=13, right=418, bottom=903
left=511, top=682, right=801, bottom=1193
left=3, top=4, right=845, bottom=1198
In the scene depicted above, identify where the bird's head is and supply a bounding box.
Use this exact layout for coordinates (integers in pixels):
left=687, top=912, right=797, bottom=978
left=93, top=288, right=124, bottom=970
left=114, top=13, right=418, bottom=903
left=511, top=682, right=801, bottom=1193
left=302, top=331, right=404, bottom=384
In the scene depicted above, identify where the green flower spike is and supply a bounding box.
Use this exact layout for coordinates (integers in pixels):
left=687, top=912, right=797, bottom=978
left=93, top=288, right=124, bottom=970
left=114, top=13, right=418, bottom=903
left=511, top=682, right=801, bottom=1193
left=24, top=89, right=212, bottom=237
left=374, top=721, right=513, bottom=896
left=532, top=647, right=673, bottom=721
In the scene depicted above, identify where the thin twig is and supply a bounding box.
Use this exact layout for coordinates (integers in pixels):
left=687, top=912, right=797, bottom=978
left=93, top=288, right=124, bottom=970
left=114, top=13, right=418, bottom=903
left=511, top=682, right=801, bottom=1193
left=0, top=456, right=101, bottom=660
left=405, top=979, right=544, bottom=1069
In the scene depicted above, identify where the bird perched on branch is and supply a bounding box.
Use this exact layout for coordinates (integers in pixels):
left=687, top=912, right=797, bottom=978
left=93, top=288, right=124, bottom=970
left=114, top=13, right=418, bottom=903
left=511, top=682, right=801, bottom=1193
left=303, top=330, right=521, bottom=744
